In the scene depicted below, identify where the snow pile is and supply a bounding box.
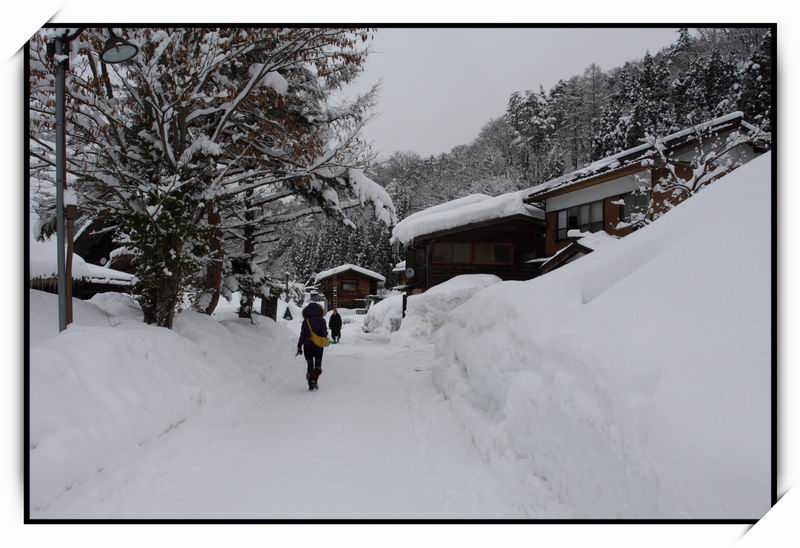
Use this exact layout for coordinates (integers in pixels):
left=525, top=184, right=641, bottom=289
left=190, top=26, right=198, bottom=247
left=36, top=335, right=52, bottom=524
left=391, top=275, right=502, bottom=348
left=390, top=190, right=544, bottom=246
left=362, top=294, right=403, bottom=334
left=29, top=290, right=297, bottom=515
left=434, top=154, right=771, bottom=518
left=314, top=263, right=385, bottom=283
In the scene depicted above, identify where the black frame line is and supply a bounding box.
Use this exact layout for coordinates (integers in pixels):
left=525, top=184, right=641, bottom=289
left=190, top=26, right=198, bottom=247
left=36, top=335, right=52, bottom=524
left=22, top=22, right=778, bottom=525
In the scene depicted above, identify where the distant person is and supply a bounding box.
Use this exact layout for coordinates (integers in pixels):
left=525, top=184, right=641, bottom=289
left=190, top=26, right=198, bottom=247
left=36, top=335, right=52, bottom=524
left=329, top=308, right=343, bottom=343
left=296, top=302, right=329, bottom=391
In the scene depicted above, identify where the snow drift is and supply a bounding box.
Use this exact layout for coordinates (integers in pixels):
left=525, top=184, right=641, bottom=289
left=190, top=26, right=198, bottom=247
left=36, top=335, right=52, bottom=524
left=29, top=290, right=296, bottom=515
left=391, top=275, right=502, bottom=347
left=433, top=154, right=772, bottom=518
left=362, top=294, right=403, bottom=334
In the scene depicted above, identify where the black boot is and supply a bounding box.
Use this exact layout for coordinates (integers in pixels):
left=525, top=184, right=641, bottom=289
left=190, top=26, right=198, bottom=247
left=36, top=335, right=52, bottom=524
left=311, top=368, right=322, bottom=390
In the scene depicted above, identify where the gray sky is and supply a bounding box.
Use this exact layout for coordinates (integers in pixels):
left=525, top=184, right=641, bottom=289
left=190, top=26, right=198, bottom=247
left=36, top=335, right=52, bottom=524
left=340, top=27, right=680, bottom=158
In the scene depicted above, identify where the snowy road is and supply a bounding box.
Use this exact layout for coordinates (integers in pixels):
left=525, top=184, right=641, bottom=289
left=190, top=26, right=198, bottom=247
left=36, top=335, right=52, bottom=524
left=40, top=321, right=519, bottom=519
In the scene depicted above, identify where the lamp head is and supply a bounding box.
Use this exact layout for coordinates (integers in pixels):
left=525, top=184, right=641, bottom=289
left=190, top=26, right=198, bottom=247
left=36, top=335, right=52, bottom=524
left=100, top=30, right=138, bottom=64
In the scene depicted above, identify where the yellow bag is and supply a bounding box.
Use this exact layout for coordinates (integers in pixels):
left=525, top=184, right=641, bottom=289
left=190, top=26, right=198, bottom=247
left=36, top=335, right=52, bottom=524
left=306, top=319, right=330, bottom=348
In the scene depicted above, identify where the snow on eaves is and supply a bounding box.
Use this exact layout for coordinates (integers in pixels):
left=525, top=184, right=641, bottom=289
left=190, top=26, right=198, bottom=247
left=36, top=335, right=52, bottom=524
left=390, top=190, right=544, bottom=247
left=85, top=263, right=136, bottom=286
left=570, top=230, right=619, bottom=252
left=525, top=111, right=750, bottom=200
left=314, top=264, right=386, bottom=284
left=30, top=232, right=134, bottom=284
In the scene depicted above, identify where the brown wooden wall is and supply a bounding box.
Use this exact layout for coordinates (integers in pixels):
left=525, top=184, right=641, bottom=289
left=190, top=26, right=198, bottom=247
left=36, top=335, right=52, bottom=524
left=318, top=270, right=379, bottom=308
left=405, top=217, right=545, bottom=292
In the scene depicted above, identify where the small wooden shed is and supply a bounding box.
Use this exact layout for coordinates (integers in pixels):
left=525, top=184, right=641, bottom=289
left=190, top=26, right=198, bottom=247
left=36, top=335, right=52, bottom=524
left=314, top=264, right=386, bottom=309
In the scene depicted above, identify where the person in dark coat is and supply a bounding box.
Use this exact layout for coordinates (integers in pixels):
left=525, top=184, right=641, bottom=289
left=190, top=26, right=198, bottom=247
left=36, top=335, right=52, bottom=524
left=297, top=302, right=328, bottom=390
left=328, top=308, right=343, bottom=343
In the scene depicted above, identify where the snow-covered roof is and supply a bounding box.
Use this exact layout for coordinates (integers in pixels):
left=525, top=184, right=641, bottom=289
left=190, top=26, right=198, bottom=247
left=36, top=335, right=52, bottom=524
left=390, top=190, right=545, bottom=246
left=526, top=112, right=754, bottom=201
left=85, top=263, right=135, bottom=286
left=540, top=230, right=619, bottom=271
left=392, top=260, right=406, bottom=272
left=30, top=230, right=135, bottom=285
left=314, top=264, right=386, bottom=283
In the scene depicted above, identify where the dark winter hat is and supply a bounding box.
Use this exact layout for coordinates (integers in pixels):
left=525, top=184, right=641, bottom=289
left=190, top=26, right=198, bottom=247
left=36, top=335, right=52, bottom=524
left=302, top=302, right=324, bottom=318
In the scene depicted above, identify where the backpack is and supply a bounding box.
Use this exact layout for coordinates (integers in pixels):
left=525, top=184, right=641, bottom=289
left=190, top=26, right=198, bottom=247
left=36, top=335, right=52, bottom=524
left=306, top=319, right=330, bottom=348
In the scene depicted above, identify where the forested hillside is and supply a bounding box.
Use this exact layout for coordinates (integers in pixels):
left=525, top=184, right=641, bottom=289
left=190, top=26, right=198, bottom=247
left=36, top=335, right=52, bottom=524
left=284, top=27, right=772, bottom=285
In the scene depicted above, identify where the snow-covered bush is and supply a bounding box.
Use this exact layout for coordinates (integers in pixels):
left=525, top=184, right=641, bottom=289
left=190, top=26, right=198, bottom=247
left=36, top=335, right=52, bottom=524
left=432, top=154, right=772, bottom=518
left=362, top=294, right=404, bottom=334
left=391, top=274, right=502, bottom=347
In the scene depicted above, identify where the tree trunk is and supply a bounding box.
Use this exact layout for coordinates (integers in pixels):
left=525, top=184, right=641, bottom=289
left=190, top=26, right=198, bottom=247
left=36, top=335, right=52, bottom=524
left=154, top=238, right=183, bottom=329
left=238, top=223, right=255, bottom=319
left=261, top=289, right=278, bottom=320
left=200, top=202, right=224, bottom=315
left=238, top=190, right=256, bottom=319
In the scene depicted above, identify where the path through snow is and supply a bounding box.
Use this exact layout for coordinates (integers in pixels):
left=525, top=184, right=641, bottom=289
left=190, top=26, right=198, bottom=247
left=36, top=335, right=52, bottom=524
left=40, top=321, right=528, bottom=519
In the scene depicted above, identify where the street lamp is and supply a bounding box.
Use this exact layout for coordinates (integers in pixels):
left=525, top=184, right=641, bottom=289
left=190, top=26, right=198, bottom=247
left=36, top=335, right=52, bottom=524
left=49, top=27, right=138, bottom=331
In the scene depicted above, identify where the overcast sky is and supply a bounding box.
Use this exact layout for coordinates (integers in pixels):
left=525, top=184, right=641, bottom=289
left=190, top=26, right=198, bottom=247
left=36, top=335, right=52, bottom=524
left=339, top=27, right=680, bottom=159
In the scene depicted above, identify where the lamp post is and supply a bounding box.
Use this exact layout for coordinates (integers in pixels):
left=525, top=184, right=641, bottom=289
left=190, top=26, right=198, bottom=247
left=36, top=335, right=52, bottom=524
left=49, top=27, right=138, bottom=332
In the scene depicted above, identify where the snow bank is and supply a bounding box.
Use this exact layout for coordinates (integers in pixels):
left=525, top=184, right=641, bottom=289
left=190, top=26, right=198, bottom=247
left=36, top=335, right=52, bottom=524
left=433, top=154, right=772, bottom=518
left=390, top=190, right=544, bottom=246
left=391, top=275, right=502, bottom=348
left=362, top=294, right=403, bottom=334
left=29, top=290, right=296, bottom=515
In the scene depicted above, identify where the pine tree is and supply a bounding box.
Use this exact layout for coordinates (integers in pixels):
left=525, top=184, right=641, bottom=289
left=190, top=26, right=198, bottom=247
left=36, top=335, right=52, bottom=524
left=737, top=30, right=772, bottom=130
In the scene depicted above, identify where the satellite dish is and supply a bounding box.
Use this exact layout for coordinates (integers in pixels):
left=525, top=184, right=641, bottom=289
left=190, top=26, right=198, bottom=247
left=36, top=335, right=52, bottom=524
left=405, top=267, right=415, bottom=279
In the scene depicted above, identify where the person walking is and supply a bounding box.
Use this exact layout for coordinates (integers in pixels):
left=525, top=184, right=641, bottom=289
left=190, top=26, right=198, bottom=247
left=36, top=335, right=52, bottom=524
left=296, top=302, right=329, bottom=391
left=328, top=308, right=343, bottom=343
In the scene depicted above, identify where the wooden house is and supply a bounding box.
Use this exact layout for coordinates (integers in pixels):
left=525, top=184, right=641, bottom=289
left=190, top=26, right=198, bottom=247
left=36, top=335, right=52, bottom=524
left=314, top=264, right=385, bottom=309
left=524, top=111, right=769, bottom=259
left=390, top=191, right=546, bottom=293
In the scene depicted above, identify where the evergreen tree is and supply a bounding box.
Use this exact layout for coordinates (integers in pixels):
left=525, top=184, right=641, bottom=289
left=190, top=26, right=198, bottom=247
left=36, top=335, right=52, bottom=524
left=737, top=30, right=772, bottom=130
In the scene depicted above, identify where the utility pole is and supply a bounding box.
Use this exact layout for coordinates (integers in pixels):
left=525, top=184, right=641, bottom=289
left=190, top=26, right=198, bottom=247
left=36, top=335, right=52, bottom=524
left=54, top=36, right=68, bottom=332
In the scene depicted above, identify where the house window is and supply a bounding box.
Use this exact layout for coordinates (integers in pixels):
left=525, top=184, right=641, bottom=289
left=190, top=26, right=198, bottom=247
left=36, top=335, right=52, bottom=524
left=493, top=244, right=513, bottom=264
left=432, top=242, right=453, bottom=263
left=341, top=280, right=357, bottom=291
left=452, top=242, right=472, bottom=263
left=474, top=243, right=513, bottom=265
left=556, top=200, right=604, bottom=240
left=432, top=242, right=513, bottom=265
left=619, top=191, right=650, bottom=223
